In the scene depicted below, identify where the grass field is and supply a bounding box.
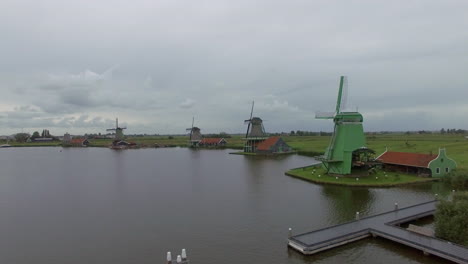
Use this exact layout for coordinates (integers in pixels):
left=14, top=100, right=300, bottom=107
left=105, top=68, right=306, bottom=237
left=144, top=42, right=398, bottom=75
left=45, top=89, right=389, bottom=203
left=3, top=133, right=468, bottom=169
left=286, top=165, right=437, bottom=187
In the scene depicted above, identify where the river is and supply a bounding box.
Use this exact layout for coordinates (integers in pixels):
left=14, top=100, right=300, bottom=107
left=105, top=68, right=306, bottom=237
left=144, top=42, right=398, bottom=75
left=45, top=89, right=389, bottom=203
left=0, top=147, right=451, bottom=263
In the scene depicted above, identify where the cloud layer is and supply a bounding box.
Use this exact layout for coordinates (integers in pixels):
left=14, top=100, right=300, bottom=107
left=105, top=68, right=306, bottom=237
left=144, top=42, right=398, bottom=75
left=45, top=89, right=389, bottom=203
left=1, top=0, right=467, bottom=135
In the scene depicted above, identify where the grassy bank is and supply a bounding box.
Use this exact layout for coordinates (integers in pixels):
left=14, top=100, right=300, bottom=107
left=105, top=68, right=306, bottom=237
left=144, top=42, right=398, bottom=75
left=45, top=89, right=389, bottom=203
left=286, top=165, right=437, bottom=187
left=3, top=133, right=468, bottom=169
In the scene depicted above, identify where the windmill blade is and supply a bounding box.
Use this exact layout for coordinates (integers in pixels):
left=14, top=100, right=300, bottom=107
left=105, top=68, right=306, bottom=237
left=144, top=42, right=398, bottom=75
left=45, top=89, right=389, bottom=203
left=190, top=117, right=194, bottom=141
left=245, top=101, right=254, bottom=138
left=315, top=111, right=335, bottom=119
left=249, top=101, right=254, bottom=120
left=335, top=76, right=348, bottom=113
left=340, top=76, right=348, bottom=112
left=245, top=122, right=251, bottom=138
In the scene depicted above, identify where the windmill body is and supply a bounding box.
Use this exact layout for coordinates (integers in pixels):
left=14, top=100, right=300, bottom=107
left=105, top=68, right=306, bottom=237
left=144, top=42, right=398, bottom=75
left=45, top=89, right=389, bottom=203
left=186, top=117, right=202, bottom=147
left=243, top=102, right=268, bottom=153
left=107, top=118, right=127, bottom=141
left=247, top=117, right=265, bottom=138
left=316, top=76, right=366, bottom=175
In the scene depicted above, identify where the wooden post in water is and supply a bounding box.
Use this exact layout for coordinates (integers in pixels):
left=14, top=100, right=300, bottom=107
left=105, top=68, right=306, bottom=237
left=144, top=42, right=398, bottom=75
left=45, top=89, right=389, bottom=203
left=355, top=212, right=360, bottom=220
left=288, top=228, right=292, bottom=238
left=394, top=203, right=398, bottom=211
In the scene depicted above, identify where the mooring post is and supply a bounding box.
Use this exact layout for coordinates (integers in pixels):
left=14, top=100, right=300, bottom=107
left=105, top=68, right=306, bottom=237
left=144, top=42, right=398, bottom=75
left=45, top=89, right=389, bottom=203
left=394, top=202, right=398, bottom=211
left=355, top=211, right=360, bottom=220
left=167, top=252, right=172, bottom=264
left=176, top=255, right=182, bottom=263
left=181, top=249, right=187, bottom=261
left=288, top=228, right=292, bottom=238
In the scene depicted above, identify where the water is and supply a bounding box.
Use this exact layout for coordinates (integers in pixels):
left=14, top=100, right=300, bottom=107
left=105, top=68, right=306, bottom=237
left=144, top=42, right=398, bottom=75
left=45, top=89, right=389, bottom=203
left=0, top=147, right=451, bottom=264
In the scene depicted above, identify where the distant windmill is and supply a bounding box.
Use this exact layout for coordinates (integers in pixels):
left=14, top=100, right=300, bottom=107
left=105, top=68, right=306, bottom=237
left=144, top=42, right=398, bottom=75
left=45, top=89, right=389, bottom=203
left=243, top=101, right=267, bottom=152
left=315, top=76, right=367, bottom=175
left=244, top=101, right=265, bottom=138
left=107, top=118, right=127, bottom=141
left=186, top=117, right=202, bottom=147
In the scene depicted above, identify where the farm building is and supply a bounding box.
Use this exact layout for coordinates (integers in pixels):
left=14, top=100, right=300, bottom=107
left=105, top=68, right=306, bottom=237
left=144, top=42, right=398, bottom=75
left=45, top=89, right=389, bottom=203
left=376, top=148, right=456, bottom=177
left=199, top=138, right=227, bottom=147
left=70, top=138, right=90, bottom=147
left=255, top=136, right=293, bottom=154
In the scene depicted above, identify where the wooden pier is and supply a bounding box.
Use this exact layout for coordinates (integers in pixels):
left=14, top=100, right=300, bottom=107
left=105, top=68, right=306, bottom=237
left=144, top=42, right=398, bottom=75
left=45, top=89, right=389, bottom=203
left=288, top=200, right=468, bottom=264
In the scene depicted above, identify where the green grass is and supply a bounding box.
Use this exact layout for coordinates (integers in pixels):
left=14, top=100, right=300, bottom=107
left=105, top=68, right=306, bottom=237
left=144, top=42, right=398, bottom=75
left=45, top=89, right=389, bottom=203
left=283, top=133, right=468, bottom=169
left=286, top=165, right=437, bottom=187
left=4, top=133, right=468, bottom=170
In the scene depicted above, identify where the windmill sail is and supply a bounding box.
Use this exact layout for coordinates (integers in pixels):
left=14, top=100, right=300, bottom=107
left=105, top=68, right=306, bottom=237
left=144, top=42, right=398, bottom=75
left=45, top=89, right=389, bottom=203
left=315, top=76, right=349, bottom=119
left=338, top=76, right=349, bottom=113
left=245, top=101, right=254, bottom=138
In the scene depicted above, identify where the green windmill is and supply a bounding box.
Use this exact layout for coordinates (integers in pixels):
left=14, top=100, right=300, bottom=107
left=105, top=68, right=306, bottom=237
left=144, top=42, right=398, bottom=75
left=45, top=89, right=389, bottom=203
left=316, top=76, right=370, bottom=175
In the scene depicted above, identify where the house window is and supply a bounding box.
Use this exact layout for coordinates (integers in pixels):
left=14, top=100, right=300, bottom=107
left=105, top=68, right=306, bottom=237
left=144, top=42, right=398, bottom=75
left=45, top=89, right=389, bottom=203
left=436, top=168, right=440, bottom=174
left=446, top=167, right=449, bottom=173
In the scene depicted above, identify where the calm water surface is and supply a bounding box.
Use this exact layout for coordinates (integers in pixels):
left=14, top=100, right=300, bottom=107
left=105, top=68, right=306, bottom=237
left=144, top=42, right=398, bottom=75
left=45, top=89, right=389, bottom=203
left=0, top=147, right=451, bottom=264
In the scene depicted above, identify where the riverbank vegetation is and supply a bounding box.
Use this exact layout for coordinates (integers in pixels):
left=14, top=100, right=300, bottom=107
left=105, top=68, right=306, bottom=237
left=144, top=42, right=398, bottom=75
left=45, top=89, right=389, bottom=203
left=3, top=133, right=468, bottom=167
left=435, top=192, right=468, bottom=246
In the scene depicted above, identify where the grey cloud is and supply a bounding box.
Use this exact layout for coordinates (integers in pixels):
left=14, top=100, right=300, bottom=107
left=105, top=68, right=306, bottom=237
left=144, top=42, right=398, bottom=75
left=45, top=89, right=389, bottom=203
left=1, top=0, right=468, bottom=134
left=179, top=98, right=196, bottom=109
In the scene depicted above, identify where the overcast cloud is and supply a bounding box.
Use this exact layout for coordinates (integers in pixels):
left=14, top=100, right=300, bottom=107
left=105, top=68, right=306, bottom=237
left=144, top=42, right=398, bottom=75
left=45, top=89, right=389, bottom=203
left=0, top=0, right=467, bottom=135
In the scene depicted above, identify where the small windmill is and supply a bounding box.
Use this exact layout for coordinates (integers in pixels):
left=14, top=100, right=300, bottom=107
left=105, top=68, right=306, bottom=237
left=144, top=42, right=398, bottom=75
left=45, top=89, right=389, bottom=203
left=244, top=101, right=266, bottom=138
left=186, top=117, right=202, bottom=147
left=316, top=76, right=367, bottom=175
left=107, top=118, right=127, bottom=141
left=243, top=101, right=267, bottom=152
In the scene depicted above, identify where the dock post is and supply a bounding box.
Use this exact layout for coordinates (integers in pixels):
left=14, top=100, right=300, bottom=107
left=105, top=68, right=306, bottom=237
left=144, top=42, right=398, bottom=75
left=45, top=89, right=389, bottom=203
left=167, top=252, right=172, bottom=264
left=181, top=249, right=187, bottom=261
left=355, top=212, right=360, bottom=220
left=394, top=203, right=398, bottom=211
left=288, top=228, right=293, bottom=238
left=176, top=255, right=182, bottom=263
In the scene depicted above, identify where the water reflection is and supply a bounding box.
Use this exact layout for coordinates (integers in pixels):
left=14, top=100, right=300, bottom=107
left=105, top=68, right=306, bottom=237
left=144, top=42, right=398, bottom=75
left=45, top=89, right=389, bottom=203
left=321, top=185, right=375, bottom=224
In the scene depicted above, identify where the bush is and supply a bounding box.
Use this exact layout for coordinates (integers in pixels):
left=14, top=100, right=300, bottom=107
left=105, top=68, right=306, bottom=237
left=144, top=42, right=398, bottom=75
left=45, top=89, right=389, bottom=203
left=434, top=192, right=468, bottom=246
left=444, top=170, right=468, bottom=190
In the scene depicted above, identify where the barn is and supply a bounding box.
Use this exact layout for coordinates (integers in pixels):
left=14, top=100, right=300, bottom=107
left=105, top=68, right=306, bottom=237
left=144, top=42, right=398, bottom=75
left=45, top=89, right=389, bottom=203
left=255, top=136, right=293, bottom=154
left=70, top=138, right=90, bottom=147
left=376, top=148, right=456, bottom=177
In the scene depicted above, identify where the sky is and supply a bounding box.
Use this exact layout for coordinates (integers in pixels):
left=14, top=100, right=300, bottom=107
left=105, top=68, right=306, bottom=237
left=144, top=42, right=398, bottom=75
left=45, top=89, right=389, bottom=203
left=1, top=0, right=467, bottom=135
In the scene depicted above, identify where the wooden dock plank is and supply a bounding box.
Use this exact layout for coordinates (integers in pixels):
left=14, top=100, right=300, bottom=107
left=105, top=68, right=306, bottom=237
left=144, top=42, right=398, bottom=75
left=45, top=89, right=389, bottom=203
left=288, top=200, right=468, bottom=264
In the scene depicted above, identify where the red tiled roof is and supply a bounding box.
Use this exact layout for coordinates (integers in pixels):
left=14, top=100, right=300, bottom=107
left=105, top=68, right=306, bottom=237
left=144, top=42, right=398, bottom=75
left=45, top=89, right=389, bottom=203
left=200, top=138, right=224, bottom=144
left=256, top=136, right=281, bottom=151
left=70, top=138, right=85, bottom=144
left=376, top=151, right=437, bottom=168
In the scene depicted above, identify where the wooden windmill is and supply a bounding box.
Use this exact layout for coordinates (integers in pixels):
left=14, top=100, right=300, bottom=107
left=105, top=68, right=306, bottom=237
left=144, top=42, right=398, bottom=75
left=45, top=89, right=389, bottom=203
left=186, top=117, right=202, bottom=147
left=107, top=118, right=127, bottom=141
left=243, top=101, right=267, bottom=152
left=316, top=76, right=368, bottom=175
